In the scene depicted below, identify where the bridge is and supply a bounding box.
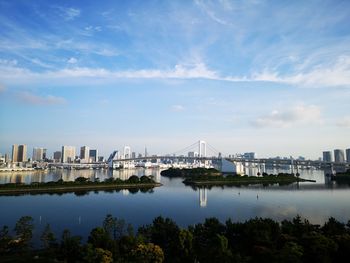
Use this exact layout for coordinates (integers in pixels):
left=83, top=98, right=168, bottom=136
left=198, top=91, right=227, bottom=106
left=108, top=140, right=350, bottom=173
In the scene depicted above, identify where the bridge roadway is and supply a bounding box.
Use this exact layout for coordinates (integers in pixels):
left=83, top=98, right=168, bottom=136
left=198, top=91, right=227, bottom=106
left=114, top=156, right=350, bottom=169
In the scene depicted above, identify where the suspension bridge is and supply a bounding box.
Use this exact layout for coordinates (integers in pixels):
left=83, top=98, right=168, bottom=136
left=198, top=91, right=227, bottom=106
left=107, top=140, right=350, bottom=173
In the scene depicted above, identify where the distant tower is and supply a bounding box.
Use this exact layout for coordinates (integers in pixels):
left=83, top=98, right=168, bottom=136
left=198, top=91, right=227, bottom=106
left=346, top=148, right=350, bottom=163
left=199, top=140, right=207, bottom=157
left=144, top=146, right=148, bottom=157
left=322, top=151, right=333, bottom=162
left=334, top=149, right=345, bottom=163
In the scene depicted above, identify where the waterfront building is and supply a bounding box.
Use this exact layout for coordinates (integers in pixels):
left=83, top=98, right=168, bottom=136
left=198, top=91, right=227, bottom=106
left=61, top=146, right=76, bottom=163
left=12, top=144, right=27, bottom=162
left=322, top=151, right=333, bottom=162
left=53, top=151, right=62, bottom=163
left=346, top=148, right=350, bottom=163
left=89, top=149, right=98, bottom=162
left=334, top=149, right=345, bottom=163
left=244, top=152, right=256, bottom=159
left=98, top=156, right=104, bottom=162
left=132, top=152, right=136, bottom=159
left=32, top=147, right=45, bottom=161
left=80, top=146, right=90, bottom=163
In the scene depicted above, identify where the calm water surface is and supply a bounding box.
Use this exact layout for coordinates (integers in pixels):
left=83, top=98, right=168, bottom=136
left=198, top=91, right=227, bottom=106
left=0, top=168, right=349, bottom=240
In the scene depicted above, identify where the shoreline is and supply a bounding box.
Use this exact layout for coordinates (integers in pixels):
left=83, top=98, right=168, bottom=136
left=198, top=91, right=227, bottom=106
left=0, top=182, right=162, bottom=195
left=183, top=177, right=316, bottom=186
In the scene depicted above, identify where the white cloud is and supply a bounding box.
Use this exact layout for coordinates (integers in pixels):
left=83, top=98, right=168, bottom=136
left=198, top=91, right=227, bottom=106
left=171, top=105, right=185, bottom=112
left=336, top=117, right=350, bottom=128
left=17, top=91, right=66, bottom=105
left=67, top=57, right=78, bottom=64
left=253, top=105, right=322, bottom=128
left=57, top=7, right=80, bottom=21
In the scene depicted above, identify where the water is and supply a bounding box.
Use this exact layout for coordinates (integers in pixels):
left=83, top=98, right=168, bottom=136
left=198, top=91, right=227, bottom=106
left=0, top=168, right=349, bottom=240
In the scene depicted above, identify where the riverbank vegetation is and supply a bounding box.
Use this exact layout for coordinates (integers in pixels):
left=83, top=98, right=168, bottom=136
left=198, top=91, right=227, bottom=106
left=160, top=167, right=221, bottom=177
left=184, top=173, right=315, bottom=186
left=160, top=168, right=315, bottom=186
left=0, top=176, right=160, bottom=195
left=1, top=215, right=350, bottom=262
left=329, top=169, right=350, bottom=183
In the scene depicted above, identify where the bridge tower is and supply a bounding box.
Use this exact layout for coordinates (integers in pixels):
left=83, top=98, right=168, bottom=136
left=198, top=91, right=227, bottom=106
left=199, top=140, right=207, bottom=157
left=123, top=146, right=131, bottom=159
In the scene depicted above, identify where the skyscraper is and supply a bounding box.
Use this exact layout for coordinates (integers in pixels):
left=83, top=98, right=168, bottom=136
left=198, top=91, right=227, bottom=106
left=89, top=149, right=98, bottom=162
left=346, top=148, right=350, bottom=163
left=11, top=144, right=18, bottom=162
left=334, top=149, right=345, bottom=163
left=53, top=151, right=62, bottom=163
left=80, top=146, right=90, bottom=163
left=32, top=147, right=45, bottom=161
left=61, top=146, right=76, bottom=163
left=322, top=151, right=333, bottom=162
left=12, top=144, right=27, bottom=162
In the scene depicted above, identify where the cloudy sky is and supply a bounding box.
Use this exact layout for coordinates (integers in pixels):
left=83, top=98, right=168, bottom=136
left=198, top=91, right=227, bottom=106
left=0, top=0, right=349, bottom=159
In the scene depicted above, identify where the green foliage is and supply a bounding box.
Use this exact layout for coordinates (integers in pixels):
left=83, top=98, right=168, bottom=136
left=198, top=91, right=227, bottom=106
left=128, top=175, right=140, bottom=183
left=40, top=224, right=56, bottom=249
left=131, top=243, right=164, bottom=263
left=14, top=216, right=34, bottom=250
left=2, top=214, right=350, bottom=262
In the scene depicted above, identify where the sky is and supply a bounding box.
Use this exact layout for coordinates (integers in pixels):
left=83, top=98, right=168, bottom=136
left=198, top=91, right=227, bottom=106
left=0, top=0, right=349, bottom=159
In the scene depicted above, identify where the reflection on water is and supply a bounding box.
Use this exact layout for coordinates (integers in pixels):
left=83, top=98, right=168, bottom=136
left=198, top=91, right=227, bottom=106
left=0, top=167, right=162, bottom=184
left=0, top=167, right=350, bottom=237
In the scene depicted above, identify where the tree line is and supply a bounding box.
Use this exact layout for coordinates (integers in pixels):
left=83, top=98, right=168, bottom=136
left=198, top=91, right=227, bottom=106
left=1, top=214, right=350, bottom=262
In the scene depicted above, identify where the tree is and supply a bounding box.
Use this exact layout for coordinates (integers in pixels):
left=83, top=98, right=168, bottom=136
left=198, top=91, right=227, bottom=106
left=14, top=216, right=34, bottom=250
left=85, top=244, right=113, bottom=263
left=128, top=175, right=140, bottom=183
left=60, top=229, right=83, bottom=262
left=40, top=224, right=56, bottom=249
left=0, top=226, right=12, bottom=253
left=131, top=243, right=164, bottom=263
left=88, top=227, right=110, bottom=249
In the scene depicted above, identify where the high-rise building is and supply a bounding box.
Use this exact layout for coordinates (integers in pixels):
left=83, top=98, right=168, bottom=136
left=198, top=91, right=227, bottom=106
left=53, top=151, right=62, bottom=162
left=89, top=149, right=98, bottom=162
left=80, top=146, right=90, bottom=163
left=11, top=144, right=18, bottom=162
left=334, top=149, right=345, bottom=163
left=346, top=148, right=350, bottom=163
left=322, top=151, right=333, bottom=162
left=32, top=147, right=45, bottom=161
left=12, top=144, right=27, bottom=162
left=61, top=146, right=76, bottom=163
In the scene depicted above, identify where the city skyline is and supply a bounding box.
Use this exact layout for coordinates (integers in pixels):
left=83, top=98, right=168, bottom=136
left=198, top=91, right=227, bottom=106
left=0, top=0, right=350, bottom=159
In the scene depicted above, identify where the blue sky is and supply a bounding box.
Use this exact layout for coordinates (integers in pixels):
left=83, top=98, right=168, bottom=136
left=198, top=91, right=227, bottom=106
left=0, top=0, right=349, bottom=159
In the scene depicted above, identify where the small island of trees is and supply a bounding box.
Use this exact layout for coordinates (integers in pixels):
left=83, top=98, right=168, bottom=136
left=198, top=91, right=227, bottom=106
left=161, top=168, right=315, bottom=186
left=0, top=176, right=161, bottom=195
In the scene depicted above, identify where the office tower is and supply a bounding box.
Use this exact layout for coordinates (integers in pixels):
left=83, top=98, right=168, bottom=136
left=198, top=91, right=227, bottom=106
left=89, top=149, right=98, bottom=162
left=322, top=151, right=332, bottom=162
left=12, top=144, right=18, bottom=162
left=346, top=148, right=350, bottom=163
left=334, top=149, right=345, bottom=163
left=12, top=144, right=27, bottom=162
left=61, top=146, right=76, bottom=163
left=98, top=156, right=104, bottom=162
left=80, top=146, right=90, bottom=162
left=132, top=152, right=136, bottom=159
left=43, top=149, right=47, bottom=160
left=32, top=147, right=45, bottom=161
left=53, top=151, right=62, bottom=163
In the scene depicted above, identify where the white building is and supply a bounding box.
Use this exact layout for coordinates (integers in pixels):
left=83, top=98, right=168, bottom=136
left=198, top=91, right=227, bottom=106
left=32, top=147, right=45, bottom=161
left=62, top=146, right=76, bottom=163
